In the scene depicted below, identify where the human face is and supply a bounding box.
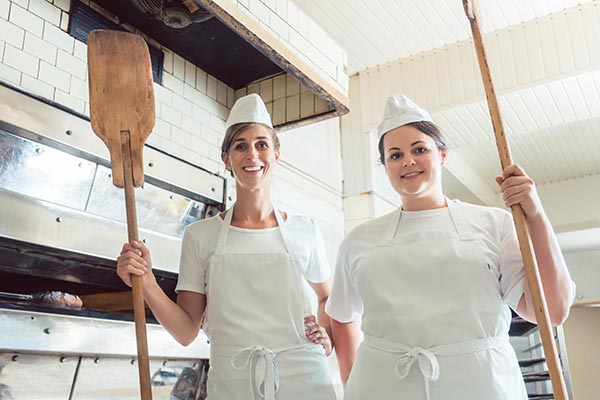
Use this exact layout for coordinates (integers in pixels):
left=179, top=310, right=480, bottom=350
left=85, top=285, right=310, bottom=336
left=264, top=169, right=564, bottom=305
left=221, top=124, right=280, bottom=191
left=382, top=124, right=447, bottom=205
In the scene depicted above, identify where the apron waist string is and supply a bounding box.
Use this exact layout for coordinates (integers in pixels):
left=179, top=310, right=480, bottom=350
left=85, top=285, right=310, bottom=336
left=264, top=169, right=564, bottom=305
left=363, top=334, right=509, bottom=400
left=214, top=343, right=319, bottom=400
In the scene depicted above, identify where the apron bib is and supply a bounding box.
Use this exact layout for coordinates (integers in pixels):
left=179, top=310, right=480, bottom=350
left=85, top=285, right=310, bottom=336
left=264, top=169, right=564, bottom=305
left=344, top=199, right=527, bottom=400
left=203, top=205, right=336, bottom=400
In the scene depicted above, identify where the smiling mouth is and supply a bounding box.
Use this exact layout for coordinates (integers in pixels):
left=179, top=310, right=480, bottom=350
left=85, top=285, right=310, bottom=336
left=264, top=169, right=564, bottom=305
left=401, top=171, right=423, bottom=178
left=243, top=166, right=264, bottom=172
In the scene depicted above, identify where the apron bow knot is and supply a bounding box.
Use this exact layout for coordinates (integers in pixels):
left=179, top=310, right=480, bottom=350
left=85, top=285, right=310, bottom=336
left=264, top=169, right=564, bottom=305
left=364, top=334, right=509, bottom=400
left=394, top=346, right=440, bottom=400
left=231, top=345, right=279, bottom=400
left=394, top=346, right=440, bottom=380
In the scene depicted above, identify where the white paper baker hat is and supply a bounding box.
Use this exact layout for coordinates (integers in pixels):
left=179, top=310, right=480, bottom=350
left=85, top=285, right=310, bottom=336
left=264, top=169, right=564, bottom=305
left=377, top=94, right=433, bottom=140
left=225, top=93, right=273, bottom=133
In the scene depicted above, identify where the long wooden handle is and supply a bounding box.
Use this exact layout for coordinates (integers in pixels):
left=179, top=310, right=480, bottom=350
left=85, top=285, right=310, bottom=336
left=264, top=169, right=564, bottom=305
left=121, top=130, right=153, bottom=400
left=462, top=2, right=568, bottom=399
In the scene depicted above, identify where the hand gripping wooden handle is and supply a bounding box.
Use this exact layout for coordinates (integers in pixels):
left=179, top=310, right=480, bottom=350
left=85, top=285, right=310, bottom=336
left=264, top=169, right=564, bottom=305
left=462, top=2, right=569, bottom=399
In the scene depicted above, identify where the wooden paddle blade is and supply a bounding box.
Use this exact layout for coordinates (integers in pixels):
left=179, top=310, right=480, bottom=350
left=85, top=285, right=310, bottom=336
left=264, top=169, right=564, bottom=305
left=88, top=30, right=155, bottom=188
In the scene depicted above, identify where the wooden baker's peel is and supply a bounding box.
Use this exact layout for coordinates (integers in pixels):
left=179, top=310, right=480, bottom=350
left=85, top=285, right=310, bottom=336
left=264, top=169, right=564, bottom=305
left=88, top=30, right=155, bottom=188
left=461, top=2, right=569, bottom=399
left=88, top=29, right=155, bottom=400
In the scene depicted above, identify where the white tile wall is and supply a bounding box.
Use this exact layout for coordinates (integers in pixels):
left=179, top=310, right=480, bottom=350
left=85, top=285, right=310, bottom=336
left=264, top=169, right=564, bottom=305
left=29, top=0, right=60, bottom=26
left=54, top=87, right=84, bottom=113
left=0, top=0, right=10, bottom=19
left=9, top=3, right=43, bottom=36
left=162, top=49, right=173, bottom=74
left=52, top=0, right=71, bottom=13
left=0, top=0, right=346, bottom=282
left=10, top=0, right=28, bottom=9
left=38, top=60, right=69, bottom=90
left=163, top=72, right=184, bottom=94
left=24, top=31, right=56, bottom=63
left=173, top=93, right=193, bottom=116
left=173, top=53, right=184, bottom=80
left=69, top=75, right=87, bottom=101
left=56, top=49, right=86, bottom=80
left=58, top=8, right=67, bottom=30
left=0, top=61, right=20, bottom=85
left=20, top=72, right=53, bottom=97
left=43, top=20, right=73, bottom=51
left=160, top=104, right=182, bottom=128
left=184, top=60, right=195, bottom=86
left=0, top=16, right=25, bottom=48
left=72, top=38, right=85, bottom=61
left=234, top=0, right=348, bottom=96
left=206, top=75, right=217, bottom=100
left=235, top=72, right=334, bottom=125
left=4, top=43, right=38, bottom=76
left=195, top=68, right=207, bottom=93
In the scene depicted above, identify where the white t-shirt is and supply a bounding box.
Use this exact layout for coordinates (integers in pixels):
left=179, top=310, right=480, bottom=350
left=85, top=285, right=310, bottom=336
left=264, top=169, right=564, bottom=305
left=175, top=213, right=331, bottom=294
left=326, top=201, right=526, bottom=323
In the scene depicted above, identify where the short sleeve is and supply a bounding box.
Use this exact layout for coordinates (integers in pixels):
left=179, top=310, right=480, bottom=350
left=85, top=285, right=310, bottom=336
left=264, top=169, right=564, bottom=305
left=325, top=239, right=363, bottom=323
left=175, top=228, right=206, bottom=294
left=303, top=221, right=331, bottom=283
left=498, top=212, right=526, bottom=311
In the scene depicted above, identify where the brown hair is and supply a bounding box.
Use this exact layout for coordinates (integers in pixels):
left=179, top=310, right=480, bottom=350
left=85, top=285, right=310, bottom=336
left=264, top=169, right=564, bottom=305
left=378, top=121, right=447, bottom=164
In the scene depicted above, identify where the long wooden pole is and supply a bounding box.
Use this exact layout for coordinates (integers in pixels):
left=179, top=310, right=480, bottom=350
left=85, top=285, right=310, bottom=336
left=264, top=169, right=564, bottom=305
left=462, top=2, right=568, bottom=399
left=121, top=130, right=153, bottom=400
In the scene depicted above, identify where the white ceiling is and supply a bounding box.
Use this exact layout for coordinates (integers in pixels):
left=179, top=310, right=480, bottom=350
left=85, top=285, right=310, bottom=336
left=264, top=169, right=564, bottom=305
left=295, top=0, right=595, bottom=74
left=297, top=0, right=600, bottom=239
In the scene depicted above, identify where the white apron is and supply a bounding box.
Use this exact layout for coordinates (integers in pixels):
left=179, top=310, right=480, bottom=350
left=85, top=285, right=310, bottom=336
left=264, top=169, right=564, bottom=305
left=344, top=199, right=527, bottom=400
left=203, top=205, right=336, bottom=400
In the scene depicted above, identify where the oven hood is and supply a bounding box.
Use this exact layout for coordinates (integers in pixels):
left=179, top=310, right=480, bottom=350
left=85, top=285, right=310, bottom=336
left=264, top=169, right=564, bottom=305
left=74, top=0, right=349, bottom=131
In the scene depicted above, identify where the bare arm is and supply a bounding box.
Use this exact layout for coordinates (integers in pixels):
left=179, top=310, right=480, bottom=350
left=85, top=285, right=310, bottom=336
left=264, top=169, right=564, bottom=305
left=307, top=279, right=333, bottom=355
left=145, top=287, right=206, bottom=346
left=516, top=212, right=573, bottom=325
left=117, top=241, right=206, bottom=345
left=331, top=319, right=362, bottom=386
left=497, top=165, right=574, bottom=325
left=308, top=279, right=332, bottom=339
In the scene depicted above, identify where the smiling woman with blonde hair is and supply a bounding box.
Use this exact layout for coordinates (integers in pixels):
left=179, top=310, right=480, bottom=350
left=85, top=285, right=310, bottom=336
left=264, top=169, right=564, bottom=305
left=117, top=94, right=336, bottom=400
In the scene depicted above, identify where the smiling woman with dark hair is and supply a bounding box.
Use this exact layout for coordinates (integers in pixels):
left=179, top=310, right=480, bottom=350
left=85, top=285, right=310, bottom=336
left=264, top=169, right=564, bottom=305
left=117, top=94, right=337, bottom=400
left=326, top=94, right=575, bottom=400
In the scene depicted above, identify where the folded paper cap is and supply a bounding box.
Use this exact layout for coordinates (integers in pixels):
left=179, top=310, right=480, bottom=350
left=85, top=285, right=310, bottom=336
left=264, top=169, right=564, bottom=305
left=225, top=93, right=273, bottom=133
left=377, top=95, right=433, bottom=140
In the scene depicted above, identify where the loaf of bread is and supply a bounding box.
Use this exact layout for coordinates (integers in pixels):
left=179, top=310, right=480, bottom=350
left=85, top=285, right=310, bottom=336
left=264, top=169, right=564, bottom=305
left=32, top=291, right=83, bottom=309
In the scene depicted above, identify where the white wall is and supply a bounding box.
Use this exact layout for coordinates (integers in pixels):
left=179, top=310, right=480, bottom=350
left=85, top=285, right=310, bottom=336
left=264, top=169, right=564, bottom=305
left=563, top=307, right=600, bottom=400
left=232, top=0, right=348, bottom=96
left=274, top=117, right=344, bottom=266
left=0, top=0, right=346, bottom=250
left=537, top=175, right=600, bottom=233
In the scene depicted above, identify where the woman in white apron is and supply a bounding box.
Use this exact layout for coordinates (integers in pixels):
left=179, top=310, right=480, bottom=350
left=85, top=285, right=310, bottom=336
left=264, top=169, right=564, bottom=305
left=326, top=94, right=575, bottom=400
left=117, top=94, right=337, bottom=400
